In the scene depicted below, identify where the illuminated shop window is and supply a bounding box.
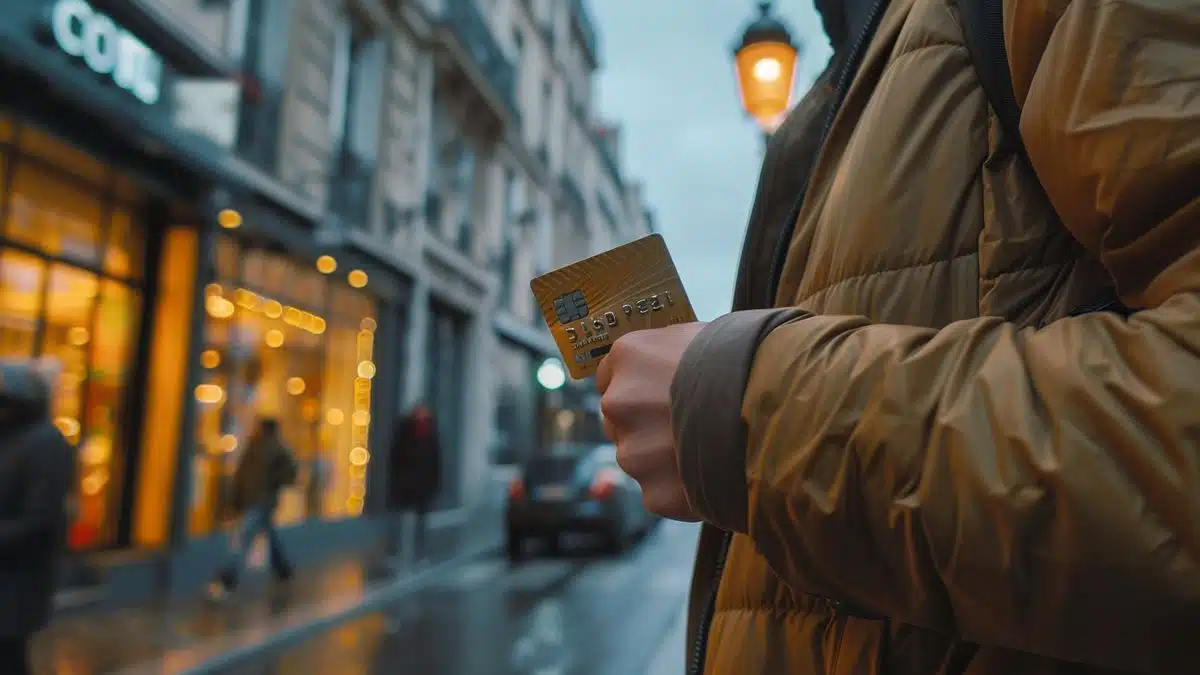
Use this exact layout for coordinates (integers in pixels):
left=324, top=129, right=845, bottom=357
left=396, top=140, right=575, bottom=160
left=190, top=237, right=378, bottom=536
left=0, top=123, right=146, bottom=550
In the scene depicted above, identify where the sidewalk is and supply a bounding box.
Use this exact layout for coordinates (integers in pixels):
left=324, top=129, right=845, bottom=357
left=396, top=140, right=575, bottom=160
left=32, top=509, right=502, bottom=675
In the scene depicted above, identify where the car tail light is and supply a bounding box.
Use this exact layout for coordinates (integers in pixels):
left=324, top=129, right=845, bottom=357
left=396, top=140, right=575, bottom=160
left=589, top=467, right=622, bottom=500
left=508, top=477, right=525, bottom=500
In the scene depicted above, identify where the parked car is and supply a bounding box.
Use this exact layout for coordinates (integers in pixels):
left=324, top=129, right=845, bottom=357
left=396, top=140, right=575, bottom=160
left=505, top=443, right=654, bottom=560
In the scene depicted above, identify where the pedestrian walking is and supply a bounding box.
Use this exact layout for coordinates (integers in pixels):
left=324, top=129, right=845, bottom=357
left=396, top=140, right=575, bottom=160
left=0, top=361, right=75, bottom=675
left=385, top=405, right=441, bottom=567
left=597, top=0, right=1200, bottom=672
left=209, top=418, right=297, bottom=599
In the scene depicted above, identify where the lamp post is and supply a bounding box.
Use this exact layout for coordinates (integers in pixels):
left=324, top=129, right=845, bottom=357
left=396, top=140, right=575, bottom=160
left=732, top=1, right=801, bottom=145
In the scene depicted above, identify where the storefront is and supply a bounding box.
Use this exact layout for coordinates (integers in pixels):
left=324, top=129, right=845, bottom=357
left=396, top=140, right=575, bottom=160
left=0, top=0, right=413, bottom=600
left=0, top=116, right=149, bottom=551
left=0, top=0, right=242, bottom=563
left=171, top=189, right=412, bottom=575
left=188, top=234, right=385, bottom=537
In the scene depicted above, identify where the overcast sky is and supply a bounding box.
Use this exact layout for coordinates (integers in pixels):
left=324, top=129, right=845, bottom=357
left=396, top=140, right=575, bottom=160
left=590, top=1, right=831, bottom=320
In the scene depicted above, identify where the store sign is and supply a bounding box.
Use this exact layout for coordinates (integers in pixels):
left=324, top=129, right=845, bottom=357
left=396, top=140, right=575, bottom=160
left=49, top=0, right=163, bottom=105
left=173, top=79, right=241, bottom=149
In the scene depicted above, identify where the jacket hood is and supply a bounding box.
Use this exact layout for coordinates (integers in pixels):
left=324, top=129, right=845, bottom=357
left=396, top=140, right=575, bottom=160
left=0, top=361, right=52, bottom=424
left=815, top=0, right=891, bottom=52
left=814, top=0, right=848, bottom=49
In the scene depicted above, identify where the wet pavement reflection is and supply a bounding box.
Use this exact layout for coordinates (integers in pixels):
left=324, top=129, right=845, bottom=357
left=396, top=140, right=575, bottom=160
left=219, top=521, right=699, bottom=675
left=37, top=559, right=385, bottom=675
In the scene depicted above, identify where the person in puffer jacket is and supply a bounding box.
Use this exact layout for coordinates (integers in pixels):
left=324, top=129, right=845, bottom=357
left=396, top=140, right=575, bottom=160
left=0, top=360, right=75, bottom=675
left=597, top=0, right=1200, bottom=673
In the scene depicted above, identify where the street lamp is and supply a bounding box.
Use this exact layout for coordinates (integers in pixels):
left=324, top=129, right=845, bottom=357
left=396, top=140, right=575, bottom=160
left=536, top=357, right=567, bottom=391
left=733, top=1, right=801, bottom=142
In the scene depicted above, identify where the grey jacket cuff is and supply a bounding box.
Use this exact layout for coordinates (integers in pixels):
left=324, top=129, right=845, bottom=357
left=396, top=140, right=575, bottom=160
left=669, top=308, right=808, bottom=533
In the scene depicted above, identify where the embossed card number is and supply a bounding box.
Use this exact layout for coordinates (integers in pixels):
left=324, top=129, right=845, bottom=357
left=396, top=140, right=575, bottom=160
left=530, top=234, right=697, bottom=380
left=564, top=291, right=678, bottom=343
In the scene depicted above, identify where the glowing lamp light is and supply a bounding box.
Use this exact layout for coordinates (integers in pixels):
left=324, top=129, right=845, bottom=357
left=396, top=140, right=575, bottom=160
left=357, top=361, right=376, bottom=379
left=347, top=269, right=368, bottom=288
left=200, top=349, right=221, bottom=369
left=217, top=208, right=242, bottom=229
left=733, top=1, right=801, bottom=134
left=194, top=384, right=224, bottom=404
left=536, top=357, right=567, bottom=391
left=206, top=295, right=235, bottom=319
left=264, top=329, right=285, bottom=348
left=316, top=255, right=337, bottom=274
left=286, top=376, right=306, bottom=395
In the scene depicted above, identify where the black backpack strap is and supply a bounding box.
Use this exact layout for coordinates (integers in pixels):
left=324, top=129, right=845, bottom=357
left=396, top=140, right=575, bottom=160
left=956, top=0, right=1026, bottom=159
left=958, top=0, right=1132, bottom=318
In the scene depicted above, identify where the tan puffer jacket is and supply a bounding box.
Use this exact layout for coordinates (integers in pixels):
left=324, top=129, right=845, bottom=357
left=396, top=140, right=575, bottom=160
left=667, top=0, right=1200, bottom=673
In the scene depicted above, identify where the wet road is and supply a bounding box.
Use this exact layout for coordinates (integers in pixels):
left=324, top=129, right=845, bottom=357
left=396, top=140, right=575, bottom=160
left=219, top=520, right=700, bottom=675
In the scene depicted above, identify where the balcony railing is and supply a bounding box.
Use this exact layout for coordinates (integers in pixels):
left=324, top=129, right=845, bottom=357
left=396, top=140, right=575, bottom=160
left=569, top=0, right=600, bottom=67
left=594, top=137, right=623, bottom=191
left=596, top=194, right=618, bottom=232
left=235, top=76, right=284, bottom=174
left=328, top=148, right=375, bottom=229
left=496, top=236, right=514, bottom=309
left=559, top=172, right=586, bottom=218
left=441, top=0, right=519, bottom=121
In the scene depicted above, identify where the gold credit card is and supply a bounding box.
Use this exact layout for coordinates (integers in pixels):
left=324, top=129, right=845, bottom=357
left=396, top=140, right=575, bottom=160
left=530, top=233, right=697, bottom=380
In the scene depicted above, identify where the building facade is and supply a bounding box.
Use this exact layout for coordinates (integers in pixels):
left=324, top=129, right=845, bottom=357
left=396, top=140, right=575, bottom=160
left=0, top=0, right=653, bottom=602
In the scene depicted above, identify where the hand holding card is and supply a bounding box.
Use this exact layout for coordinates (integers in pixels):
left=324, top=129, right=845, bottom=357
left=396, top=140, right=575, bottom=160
left=531, top=234, right=703, bottom=521
left=530, top=234, right=698, bottom=380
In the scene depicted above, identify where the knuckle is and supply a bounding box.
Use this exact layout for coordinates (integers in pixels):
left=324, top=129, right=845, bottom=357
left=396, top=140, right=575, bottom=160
left=610, top=333, right=636, bottom=359
left=599, top=392, right=619, bottom=421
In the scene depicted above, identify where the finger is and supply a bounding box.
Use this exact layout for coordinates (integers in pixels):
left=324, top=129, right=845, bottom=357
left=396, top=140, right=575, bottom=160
left=601, top=415, right=618, bottom=443
left=595, top=351, right=615, bottom=394
left=613, top=425, right=675, bottom=479
left=600, top=376, right=669, bottom=427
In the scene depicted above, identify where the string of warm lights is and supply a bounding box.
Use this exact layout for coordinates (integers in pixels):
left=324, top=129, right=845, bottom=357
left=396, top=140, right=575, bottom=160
left=193, top=244, right=378, bottom=518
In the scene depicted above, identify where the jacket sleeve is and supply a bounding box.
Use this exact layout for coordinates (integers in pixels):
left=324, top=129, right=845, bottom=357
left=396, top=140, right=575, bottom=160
left=0, top=426, right=74, bottom=555
left=669, top=1, right=1200, bottom=673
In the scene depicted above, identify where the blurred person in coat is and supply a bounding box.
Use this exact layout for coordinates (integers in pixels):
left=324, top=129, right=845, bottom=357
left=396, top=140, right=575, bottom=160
left=0, top=361, right=75, bottom=675
left=210, top=417, right=297, bottom=599
left=386, top=405, right=442, bottom=566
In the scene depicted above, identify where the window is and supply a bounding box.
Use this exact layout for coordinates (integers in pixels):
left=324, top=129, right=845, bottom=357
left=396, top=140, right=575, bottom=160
left=330, top=25, right=386, bottom=163
left=502, top=167, right=517, bottom=230
left=0, top=122, right=147, bottom=550
left=231, top=0, right=291, bottom=171
left=451, top=144, right=476, bottom=253
left=224, top=0, right=251, bottom=62
left=493, top=340, right=541, bottom=464
left=423, top=305, right=467, bottom=507
left=329, top=21, right=386, bottom=227
left=190, top=239, right=378, bottom=535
